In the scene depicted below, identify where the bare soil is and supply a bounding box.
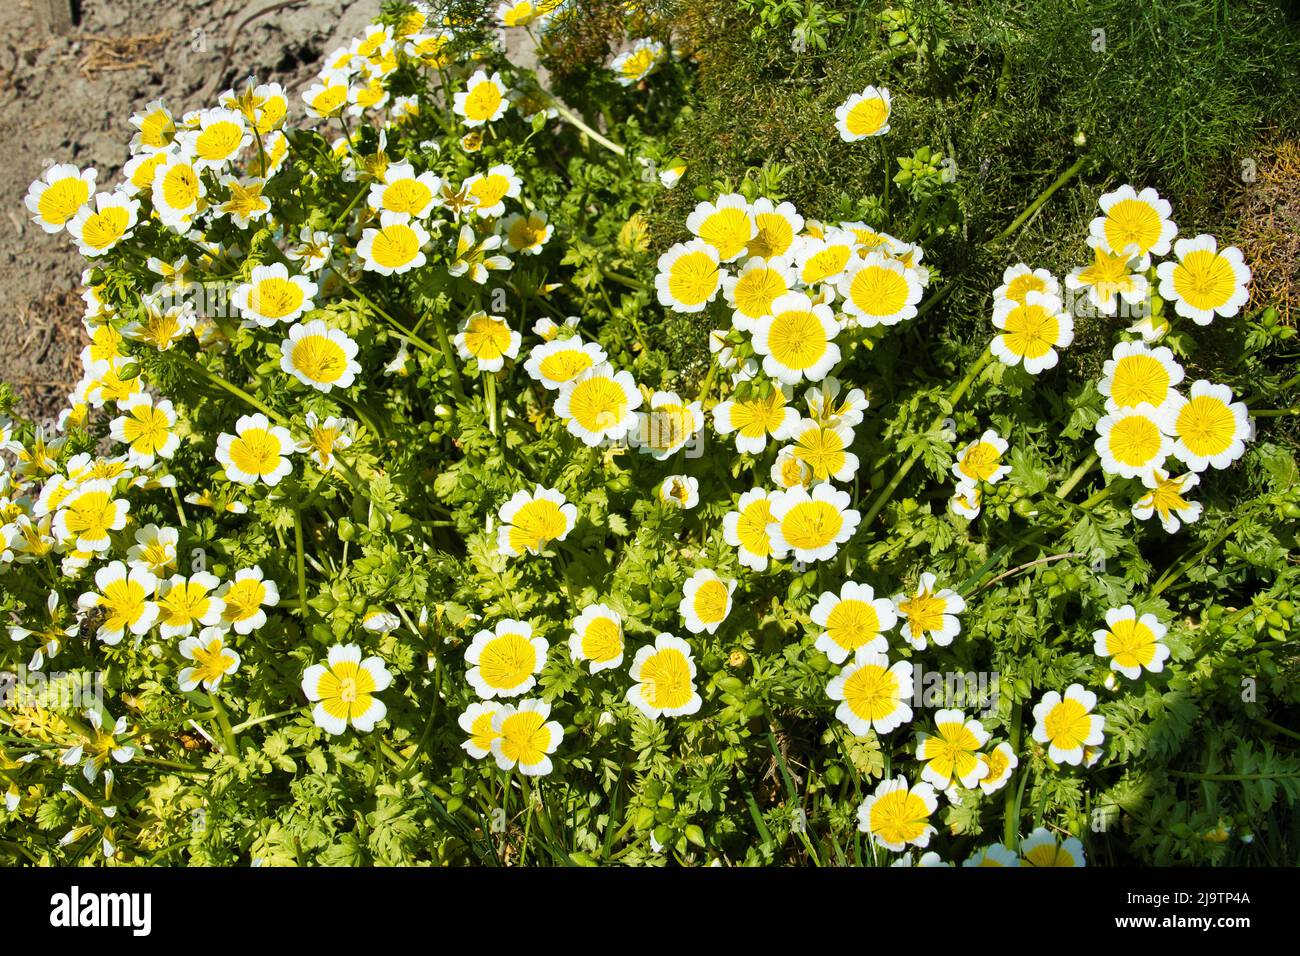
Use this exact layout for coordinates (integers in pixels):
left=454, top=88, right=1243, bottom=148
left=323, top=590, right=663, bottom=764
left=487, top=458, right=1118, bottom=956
left=0, top=0, right=380, bottom=420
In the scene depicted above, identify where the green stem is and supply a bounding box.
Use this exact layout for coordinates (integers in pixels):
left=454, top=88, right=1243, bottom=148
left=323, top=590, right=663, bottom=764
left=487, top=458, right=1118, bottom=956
left=485, top=372, right=499, bottom=436
left=1002, top=701, right=1023, bottom=847
left=1152, top=510, right=1254, bottom=597
left=429, top=309, right=467, bottom=400
left=293, top=506, right=308, bottom=618
left=229, top=709, right=297, bottom=735
left=548, top=99, right=626, bottom=156
left=1256, top=716, right=1300, bottom=744
left=208, top=693, right=239, bottom=755
left=1055, top=453, right=1098, bottom=500
left=861, top=345, right=993, bottom=529
left=176, top=354, right=286, bottom=426
left=990, top=154, right=1088, bottom=244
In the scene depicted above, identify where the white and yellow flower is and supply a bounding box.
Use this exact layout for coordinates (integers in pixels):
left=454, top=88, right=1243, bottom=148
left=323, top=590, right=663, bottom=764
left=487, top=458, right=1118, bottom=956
left=448, top=224, right=511, bottom=283
left=524, top=337, right=607, bottom=390
left=712, top=384, right=798, bottom=454
left=218, top=566, right=279, bottom=634
left=993, top=263, right=1059, bottom=306
left=454, top=69, right=508, bottom=126
left=746, top=198, right=803, bottom=260
left=827, top=648, right=913, bottom=735
left=285, top=226, right=334, bottom=272
left=464, top=164, right=523, bottom=218
left=836, top=252, right=922, bottom=326
left=1162, top=380, right=1251, bottom=472
left=455, top=311, right=520, bottom=372
left=502, top=210, right=553, bottom=254
left=496, top=485, right=577, bottom=556
left=680, top=569, right=736, bottom=635
left=77, top=561, right=158, bottom=645
left=657, top=474, right=700, bottom=509
left=155, top=572, right=225, bottom=639
left=280, top=321, right=361, bottom=392
left=182, top=108, right=250, bottom=170
left=302, top=644, right=392, bottom=735
left=768, top=483, right=860, bottom=564
left=121, top=160, right=172, bottom=214
left=367, top=162, right=441, bottom=218
left=26, top=164, right=96, bottom=233
left=296, top=412, right=354, bottom=472
left=1093, top=605, right=1170, bottom=679
left=178, top=627, right=241, bottom=691
left=1094, top=404, right=1171, bottom=478
left=792, top=230, right=856, bottom=287
left=215, top=413, right=295, bottom=486
left=302, top=69, right=352, bottom=119
left=221, top=79, right=288, bottom=136
left=787, top=418, right=858, bottom=483
left=977, top=742, right=1018, bottom=795
left=611, top=38, right=667, bottom=86
left=655, top=239, right=722, bottom=313
left=1156, top=234, right=1251, bottom=325
left=751, top=292, right=841, bottom=384
left=357, top=211, right=430, bottom=275
left=722, top=257, right=795, bottom=330
left=835, top=85, right=892, bottom=141
left=857, top=776, right=937, bottom=853
left=626, top=633, right=702, bottom=719
left=949, top=481, right=982, bottom=519
left=129, top=100, right=176, bottom=153
left=490, top=699, right=564, bottom=775
left=803, top=377, right=869, bottom=428
left=638, top=391, right=703, bottom=460
left=569, top=604, right=625, bottom=673
left=232, top=263, right=317, bottom=327
left=1132, top=468, right=1202, bottom=533
left=1098, top=340, right=1183, bottom=415
left=109, top=393, right=179, bottom=467
left=1090, top=184, right=1177, bottom=258
left=952, top=429, right=1010, bottom=485
left=990, top=290, right=1074, bottom=374
left=963, top=843, right=1020, bottom=867
left=52, top=479, right=128, bottom=553
left=67, top=192, right=139, bottom=257
left=894, top=572, right=966, bottom=650
left=466, top=619, right=548, bottom=699
left=1019, top=827, right=1086, bottom=867
left=126, top=524, right=178, bottom=577
left=723, top=488, right=778, bottom=571
left=497, top=0, right=562, bottom=27
left=687, top=193, right=755, bottom=263
left=553, top=363, right=642, bottom=446
left=458, top=701, right=502, bottom=759
left=151, top=153, right=206, bottom=230
left=810, top=581, right=896, bottom=664
left=917, top=709, right=991, bottom=789
left=1031, top=683, right=1105, bottom=766
left=1064, top=238, right=1149, bottom=315
left=214, top=175, right=272, bottom=228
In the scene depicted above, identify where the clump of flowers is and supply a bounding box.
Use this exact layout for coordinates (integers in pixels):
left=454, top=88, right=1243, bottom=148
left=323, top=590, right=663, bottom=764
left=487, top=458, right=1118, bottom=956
left=0, top=1, right=1292, bottom=871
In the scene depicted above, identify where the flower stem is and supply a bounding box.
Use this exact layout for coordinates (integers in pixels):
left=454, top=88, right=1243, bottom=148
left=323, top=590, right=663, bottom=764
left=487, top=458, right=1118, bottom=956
left=548, top=99, right=626, bottom=157
left=860, top=344, right=993, bottom=529
left=1054, top=452, right=1099, bottom=499
left=176, top=354, right=287, bottom=426
left=484, top=372, right=499, bottom=436
left=429, top=309, right=467, bottom=400
left=990, top=154, right=1088, bottom=245
left=208, top=693, right=238, bottom=755
left=293, top=506, right=308, bottom=618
